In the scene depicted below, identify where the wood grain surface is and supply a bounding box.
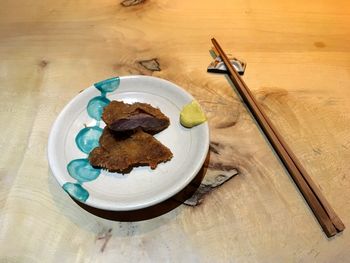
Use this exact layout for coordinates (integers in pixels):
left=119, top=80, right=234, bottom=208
left=1, top=0, right=350, bottom=262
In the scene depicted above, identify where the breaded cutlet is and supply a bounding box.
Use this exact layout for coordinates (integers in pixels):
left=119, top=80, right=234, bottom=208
left=89, top=127, right=173, bottom=173
left=102, top=101, right=170, bottom=134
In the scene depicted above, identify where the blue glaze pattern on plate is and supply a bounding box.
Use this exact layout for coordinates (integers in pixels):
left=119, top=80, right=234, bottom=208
left=67, top=159, right=101, bottom=183
left=87, top=96, right=110, bottom=121
left=64, top=76, right=120, bottom=202
left=63, top=182, right=89, bottom=202
left=75, top=126, right=103, bottom=154
left=94, top=77, right=120, bottom=94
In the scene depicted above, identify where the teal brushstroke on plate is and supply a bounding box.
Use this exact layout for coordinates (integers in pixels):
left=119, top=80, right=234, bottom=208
left=64, top=76, right=120, bottom=203
left=87, top=96, right=110, bottom=120
left=63, top=182, right=89, bottom=202
left=94, top=77, right=120, bottom=94
left=67, top=158, right=101, bottom=183
left=75, top=126, right=103, bottom=154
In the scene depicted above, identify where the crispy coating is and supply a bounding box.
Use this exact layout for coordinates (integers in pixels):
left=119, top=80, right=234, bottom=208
left=102, top=101, right=170, bottom=134
left=89, top=128, right=173, bottom=173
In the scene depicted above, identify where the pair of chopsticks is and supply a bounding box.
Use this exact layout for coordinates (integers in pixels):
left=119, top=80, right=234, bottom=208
left=211, top=38, right=345, bottom=237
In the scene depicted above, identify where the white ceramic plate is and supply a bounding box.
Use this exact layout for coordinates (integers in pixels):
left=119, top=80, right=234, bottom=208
left=48, top=75, right=209, bottom=211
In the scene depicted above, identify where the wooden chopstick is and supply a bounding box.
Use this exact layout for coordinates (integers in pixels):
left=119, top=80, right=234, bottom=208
left=212, top=39, right=345, bottom=232
left=211, top=38, right=345, bottom=237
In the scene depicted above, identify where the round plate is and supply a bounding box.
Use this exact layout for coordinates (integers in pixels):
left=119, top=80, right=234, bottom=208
left=48, top=75, right=209, bottom=211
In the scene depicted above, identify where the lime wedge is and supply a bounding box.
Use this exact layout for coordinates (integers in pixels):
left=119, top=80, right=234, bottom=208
left=180, top=100, right=207, bottom=128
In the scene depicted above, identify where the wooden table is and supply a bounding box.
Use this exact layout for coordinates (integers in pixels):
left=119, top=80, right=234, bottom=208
left=1, top=0, right=350, bottom=262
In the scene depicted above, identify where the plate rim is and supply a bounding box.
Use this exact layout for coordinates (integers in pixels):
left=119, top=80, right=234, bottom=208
left=48, top=75, right=209, bottom=211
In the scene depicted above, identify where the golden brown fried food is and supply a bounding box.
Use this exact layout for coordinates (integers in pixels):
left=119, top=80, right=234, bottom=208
left=89, top=127, right=173, bottom=173
left=102, top=101, right=170, bottom=134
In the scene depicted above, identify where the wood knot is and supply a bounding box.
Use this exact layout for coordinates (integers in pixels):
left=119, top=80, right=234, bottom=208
left=121, top=0, right=146, bottom=7
left=258, top=88, right=288, bottom=102
left=314, top=41, right=326, bottom=48
left=96, top=228, right=112, bottom=253
left=184, top=162, right=239, bottom=206
left=209, top=141, right=220, bottom=155
left=38, top=60, right=49, bottom=68
left=138, top=58, right=161, bottom=71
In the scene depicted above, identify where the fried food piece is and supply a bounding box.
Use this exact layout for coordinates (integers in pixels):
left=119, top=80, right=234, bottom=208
left=102, top=101, right=170, bottom=134
left=89, top=128, right=173, bottom=173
